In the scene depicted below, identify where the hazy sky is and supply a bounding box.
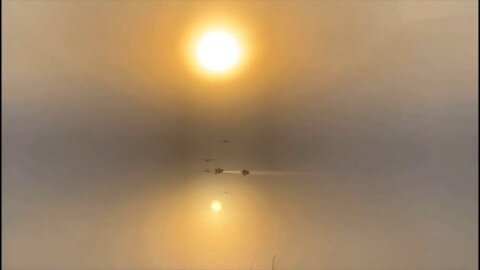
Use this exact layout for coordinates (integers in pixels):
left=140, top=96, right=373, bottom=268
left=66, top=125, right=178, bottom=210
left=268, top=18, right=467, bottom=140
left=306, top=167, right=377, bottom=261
left=2, top=1, right=478, bottom=270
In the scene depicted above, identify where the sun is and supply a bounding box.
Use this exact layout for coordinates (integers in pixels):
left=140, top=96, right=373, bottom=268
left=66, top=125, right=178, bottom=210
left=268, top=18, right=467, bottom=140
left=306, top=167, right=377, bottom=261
left=210, top=200, right=223, bottom=213
left=196, top=29, right=241, bottom=73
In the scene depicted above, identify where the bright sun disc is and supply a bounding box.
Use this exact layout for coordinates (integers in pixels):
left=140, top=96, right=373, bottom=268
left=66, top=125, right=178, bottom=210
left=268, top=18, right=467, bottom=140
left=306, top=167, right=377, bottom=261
left=210, top=200, right=222, bottom=212
left=196, top=30, right=241, bottom=73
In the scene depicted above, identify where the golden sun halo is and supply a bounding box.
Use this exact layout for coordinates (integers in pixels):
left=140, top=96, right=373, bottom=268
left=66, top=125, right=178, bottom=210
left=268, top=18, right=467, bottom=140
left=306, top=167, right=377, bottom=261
left=210, top=200, right=222, bottom=212
left=195, top=29, right=241, bottom=73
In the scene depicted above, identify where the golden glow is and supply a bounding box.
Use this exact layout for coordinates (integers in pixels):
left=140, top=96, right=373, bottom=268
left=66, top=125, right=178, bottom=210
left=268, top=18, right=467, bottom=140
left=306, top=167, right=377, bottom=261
left=195, top=29, right=241, bottom=73
left=210, top=200, right=223, bottom=212
left=182, top=17, right=253, bottom=80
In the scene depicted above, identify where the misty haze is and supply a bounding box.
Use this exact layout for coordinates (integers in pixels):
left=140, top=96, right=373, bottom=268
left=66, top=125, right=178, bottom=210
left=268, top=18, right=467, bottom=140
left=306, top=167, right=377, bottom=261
left=2, top=1, right=478, bottom=270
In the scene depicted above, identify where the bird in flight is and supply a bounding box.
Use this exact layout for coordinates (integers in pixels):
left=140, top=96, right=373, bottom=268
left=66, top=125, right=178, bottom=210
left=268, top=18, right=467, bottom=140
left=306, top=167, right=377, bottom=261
left=241, top=169, right=250, bottom=176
